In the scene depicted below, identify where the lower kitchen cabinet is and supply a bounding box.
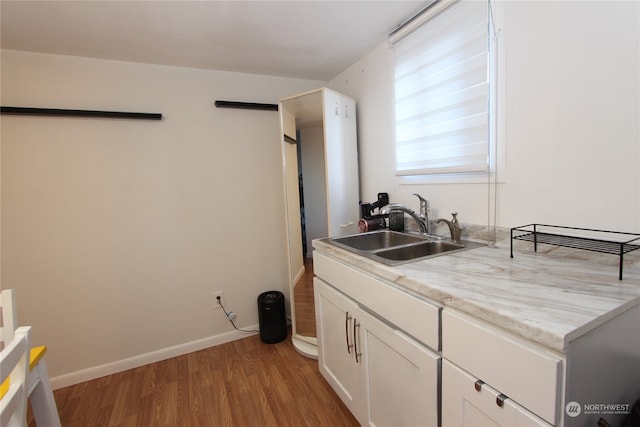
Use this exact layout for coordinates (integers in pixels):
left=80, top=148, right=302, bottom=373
left=442, top=360, right=551, bottom=427
left=359, top=307, right=439, bottom=427
left=442, top=309, right=562, bottom=425
left=314, top=244, right=640, bottom=427
left=315, top=278, right=439, bottom=426
left=314, top=277, right=360, bottom=416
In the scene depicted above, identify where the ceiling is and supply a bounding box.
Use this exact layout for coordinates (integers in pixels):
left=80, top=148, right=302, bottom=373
left=0, top=1, right=425, bottom=81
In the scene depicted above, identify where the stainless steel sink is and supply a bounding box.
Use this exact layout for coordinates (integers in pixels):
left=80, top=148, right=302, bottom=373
left=323, top=230, right=484, bottom=266
left=331, top=230, right=426, bottom=251
left=374, top=240, right=464, bottom=261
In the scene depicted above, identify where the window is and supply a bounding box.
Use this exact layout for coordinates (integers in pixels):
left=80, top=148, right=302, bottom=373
left=391, top=0, right=499, bottom=182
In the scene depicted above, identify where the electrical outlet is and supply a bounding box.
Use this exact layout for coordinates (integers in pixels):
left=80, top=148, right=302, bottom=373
left=212, top=291, right=224, bottom=309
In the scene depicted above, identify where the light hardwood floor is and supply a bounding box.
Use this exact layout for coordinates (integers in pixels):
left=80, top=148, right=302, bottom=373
left=293, top=257, right=316, bottom=338
left=33, top=258, right=350, bottom=426
left=38, top=330, right=357, bottom=427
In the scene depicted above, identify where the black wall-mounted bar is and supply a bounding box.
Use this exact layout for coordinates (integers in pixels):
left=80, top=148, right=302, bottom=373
left=1, top=106, right=162, bottom=120
left=214, top=101, right=278, bottom=111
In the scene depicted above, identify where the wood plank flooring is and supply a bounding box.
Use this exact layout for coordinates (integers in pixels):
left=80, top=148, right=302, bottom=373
left=40, top=331, right=358, bottom=427
left=293, top=257, right=316, bottom=338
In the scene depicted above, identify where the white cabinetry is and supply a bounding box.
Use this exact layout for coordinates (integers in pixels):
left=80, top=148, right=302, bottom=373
left=314, top=242, right=640, bottom=427
left=314, top=254, right=439, bottom=426
left=358, top=306, right=439, bottom=427
left=442, top=309, right=560, bottom=426
left=314, top=278, right=360, bottom=415
left=442, top=360, right=552, bottom=427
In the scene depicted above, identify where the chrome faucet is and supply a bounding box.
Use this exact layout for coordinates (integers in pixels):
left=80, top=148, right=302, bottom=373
left=437, top=213, right=462, bottom=243
left=381, top=203, right=428, bottom=235
left=413, top=193, right=431, bottom=234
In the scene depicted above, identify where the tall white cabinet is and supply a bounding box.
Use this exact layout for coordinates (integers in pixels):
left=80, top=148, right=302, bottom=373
left=279, top=88, right=360, bottom=358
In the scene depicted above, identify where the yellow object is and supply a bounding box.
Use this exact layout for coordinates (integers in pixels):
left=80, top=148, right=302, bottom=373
left=1, top=289, right=61, bottom=426
left=0, top=326, right=30, bottom=425
left=0, top=375, right=7, bottom=399
left=0, top=345, right=47, bottom=399
left=29, top=346, right=47, bottom=370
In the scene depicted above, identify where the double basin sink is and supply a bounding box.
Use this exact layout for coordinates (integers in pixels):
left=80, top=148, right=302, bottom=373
left=324, top=230, right=484, bottom=266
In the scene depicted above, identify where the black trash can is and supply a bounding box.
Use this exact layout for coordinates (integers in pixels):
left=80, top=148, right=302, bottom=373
left=257, top=291, right=287, bottom=344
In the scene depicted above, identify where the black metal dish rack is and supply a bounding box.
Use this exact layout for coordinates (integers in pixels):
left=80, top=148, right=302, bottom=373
left=510, top=224, right=640, bottom=280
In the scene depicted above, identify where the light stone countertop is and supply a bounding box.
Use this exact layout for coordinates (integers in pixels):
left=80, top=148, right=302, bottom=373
left=312, top=226, right=640, bottom=354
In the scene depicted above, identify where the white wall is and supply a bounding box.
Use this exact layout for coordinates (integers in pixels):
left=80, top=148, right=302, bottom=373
left=330, top=1, right=640, bottom=233
left=0, top=49, right=325, bottom=386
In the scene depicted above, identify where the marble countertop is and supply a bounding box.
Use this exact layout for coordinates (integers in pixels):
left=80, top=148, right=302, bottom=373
left=312, top=227, right=640, bottom=354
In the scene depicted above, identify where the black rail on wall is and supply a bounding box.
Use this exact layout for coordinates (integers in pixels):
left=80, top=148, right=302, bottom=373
left=0, top=106, right=163, bottom=120
left=214, top=101, right=278, bottom=111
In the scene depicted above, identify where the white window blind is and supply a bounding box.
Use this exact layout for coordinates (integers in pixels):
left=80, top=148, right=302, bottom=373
left=393, top=0, right=490, bottom=177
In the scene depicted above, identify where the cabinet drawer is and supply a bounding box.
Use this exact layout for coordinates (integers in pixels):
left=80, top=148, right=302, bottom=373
left=442, top=360, right=552, bottom=427
left=442, top=310, right=562, bottom=425
left=314, top=251, right=440, bottom=350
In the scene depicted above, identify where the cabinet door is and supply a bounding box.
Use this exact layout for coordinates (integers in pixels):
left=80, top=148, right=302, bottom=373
left=314, top=278, right=361, bottom=418
left=358, top=308, right=440, bottom=427
left=442, top=360, right=551, bottom=427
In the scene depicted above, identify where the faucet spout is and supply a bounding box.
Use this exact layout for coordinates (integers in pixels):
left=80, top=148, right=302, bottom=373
left=380, top=203, right=428, bottom=235
left=436, top=213, right=462, bottom=243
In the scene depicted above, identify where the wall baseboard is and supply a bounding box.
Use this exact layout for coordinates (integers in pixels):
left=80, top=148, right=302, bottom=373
left=50, top=325, right=259, bottom=389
